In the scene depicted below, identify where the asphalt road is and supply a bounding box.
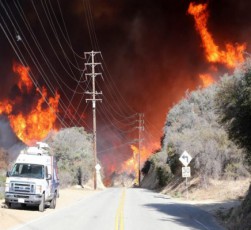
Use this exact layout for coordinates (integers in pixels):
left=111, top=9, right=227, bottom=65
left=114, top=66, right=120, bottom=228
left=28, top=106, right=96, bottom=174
left=12, top=188, right=224, bottom=230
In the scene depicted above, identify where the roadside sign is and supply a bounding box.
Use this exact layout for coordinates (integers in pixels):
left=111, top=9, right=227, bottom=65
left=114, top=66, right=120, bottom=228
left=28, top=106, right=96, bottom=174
left=179, top=151, right=192, bottom=167
left=95, top=164, right=101, bottom=171
left=182, top=166, right=191, bottom=178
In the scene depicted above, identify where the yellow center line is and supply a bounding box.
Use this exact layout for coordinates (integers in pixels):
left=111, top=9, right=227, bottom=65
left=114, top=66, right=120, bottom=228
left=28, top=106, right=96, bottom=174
left=115, top=188, right=126, bottom=230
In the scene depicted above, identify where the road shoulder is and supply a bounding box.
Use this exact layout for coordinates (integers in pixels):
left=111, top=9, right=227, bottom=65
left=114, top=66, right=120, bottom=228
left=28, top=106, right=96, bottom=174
left=0, top=187, right=96, bottom=230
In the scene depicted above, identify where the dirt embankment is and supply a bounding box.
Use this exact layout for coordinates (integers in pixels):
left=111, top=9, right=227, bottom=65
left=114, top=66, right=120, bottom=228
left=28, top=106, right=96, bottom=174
left=0, top=187, right=96, bottom=230
left=161, top=178, right=251, bottom=229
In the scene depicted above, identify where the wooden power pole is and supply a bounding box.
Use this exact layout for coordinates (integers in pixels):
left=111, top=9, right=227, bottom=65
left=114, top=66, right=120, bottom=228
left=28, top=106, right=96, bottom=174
left=84, top=51, right=102, bottom=190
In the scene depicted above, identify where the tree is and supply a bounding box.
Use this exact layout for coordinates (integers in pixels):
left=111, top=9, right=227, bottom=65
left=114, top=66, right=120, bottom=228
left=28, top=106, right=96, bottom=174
left=0, top=147, right=8, bottom=172
left=215, top=60, right=251, bottom=230
left=163, top=83, right=248, bottom=186
left=216, top=61, right=251, bottom=164
left=46, top=127, right=94, bottom=187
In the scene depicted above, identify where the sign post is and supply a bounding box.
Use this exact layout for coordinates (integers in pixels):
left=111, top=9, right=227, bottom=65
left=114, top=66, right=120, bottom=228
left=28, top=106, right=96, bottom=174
left=179, top=151, right=192, bottom=200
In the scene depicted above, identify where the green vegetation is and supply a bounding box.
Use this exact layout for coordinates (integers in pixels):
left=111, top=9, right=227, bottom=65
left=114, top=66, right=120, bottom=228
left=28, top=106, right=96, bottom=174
left=163, top=83, right=248, bottom=186
left=143, top=80, right=249, bottom=187
left=142, top=59, right=251, bottom=229
left=215, top=60, right=251, bottom=230
left=46, top=127, right=94, bottom=188
left=142, top=150, right=172, bottom=188
left=0, top=174, right=5, bottom=199
left=0, top=148, right=8, bottom=200
left=0, top=127, right=94, bottom=198
left=216, top=60, right=251, bottom=165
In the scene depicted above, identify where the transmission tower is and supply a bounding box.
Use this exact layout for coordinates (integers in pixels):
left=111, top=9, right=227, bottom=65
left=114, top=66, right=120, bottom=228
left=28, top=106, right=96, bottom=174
left=84, top=51, right=103, bottom=190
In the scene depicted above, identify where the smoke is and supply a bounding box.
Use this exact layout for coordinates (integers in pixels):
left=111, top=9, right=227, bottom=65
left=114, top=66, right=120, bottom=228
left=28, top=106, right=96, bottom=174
left=7, top=142, right=26, bottom=166
left=1, top=0, right=251, bottom=179
left=92, top=0, right=251, bottom=181
left=0, top=117, right=19, bottom=149
left=0, top=117, right=25, bottom=165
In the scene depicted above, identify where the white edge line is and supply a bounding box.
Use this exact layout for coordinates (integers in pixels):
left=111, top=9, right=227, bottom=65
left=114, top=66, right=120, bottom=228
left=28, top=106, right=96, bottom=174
left=194, top=219, right=210, bottom=230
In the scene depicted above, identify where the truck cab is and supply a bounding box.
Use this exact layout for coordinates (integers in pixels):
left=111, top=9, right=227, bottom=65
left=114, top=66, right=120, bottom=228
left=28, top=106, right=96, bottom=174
left=5, top=142, right=59, bottom=212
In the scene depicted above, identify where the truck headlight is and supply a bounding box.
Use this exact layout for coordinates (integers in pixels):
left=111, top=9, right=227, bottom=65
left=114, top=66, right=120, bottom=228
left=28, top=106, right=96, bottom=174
left=5, top=183, right=9, bottom=192
left=36, top=185, right=42, bottom=194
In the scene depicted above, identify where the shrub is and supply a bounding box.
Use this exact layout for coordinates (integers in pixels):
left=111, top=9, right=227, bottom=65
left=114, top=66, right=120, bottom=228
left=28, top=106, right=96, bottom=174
left=148, top=150, right=172, bottom=188
left=216, top=60, right=251, bottom=165
left=162, top=84, right=248, bottom=183
left=168, top=153, right=181, bottom=175
left=156, top=164, right=171, bottom=187
left=58, top=170, right=76, bottom=188
left=46, top=127, right=94, bottom=187
left=0, top=174, right=5, bottom=200
left=141, top=160, right=151, bottom=175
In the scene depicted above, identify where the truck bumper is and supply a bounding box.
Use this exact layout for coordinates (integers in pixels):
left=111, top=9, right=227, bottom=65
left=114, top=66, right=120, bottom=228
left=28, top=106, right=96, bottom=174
left=5, top=192, right=43, bottom=205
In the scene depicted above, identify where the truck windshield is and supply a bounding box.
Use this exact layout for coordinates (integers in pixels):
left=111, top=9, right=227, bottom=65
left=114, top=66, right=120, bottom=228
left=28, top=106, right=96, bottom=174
left=10, top=164, right=44, bottom=179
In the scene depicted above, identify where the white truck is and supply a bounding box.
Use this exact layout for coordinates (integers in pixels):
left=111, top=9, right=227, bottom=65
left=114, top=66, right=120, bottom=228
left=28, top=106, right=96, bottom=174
left=5, top=142, right=59, bottom=212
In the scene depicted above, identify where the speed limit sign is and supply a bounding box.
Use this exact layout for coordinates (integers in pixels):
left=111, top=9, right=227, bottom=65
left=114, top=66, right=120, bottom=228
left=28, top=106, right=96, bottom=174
left=182, top=167, right=191, bottom=177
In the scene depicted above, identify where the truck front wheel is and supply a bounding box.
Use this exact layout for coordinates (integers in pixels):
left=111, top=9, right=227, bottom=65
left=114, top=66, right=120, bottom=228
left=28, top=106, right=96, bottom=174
left=5, top=201, right=11, bottom=209
left=49, top=194, right=56, bottom=209
left=39, top=194, right=45, bottom=212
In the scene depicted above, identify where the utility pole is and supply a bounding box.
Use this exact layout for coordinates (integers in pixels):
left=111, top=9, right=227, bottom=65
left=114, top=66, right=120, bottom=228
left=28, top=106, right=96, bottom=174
left=137, top=113, right=144, bottom=185
left=84, top=51, right=103, bottom=190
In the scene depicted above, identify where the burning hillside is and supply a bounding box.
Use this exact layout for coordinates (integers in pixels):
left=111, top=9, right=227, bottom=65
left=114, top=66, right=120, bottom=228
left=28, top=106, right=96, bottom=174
left=188, top=2, right=246, bottom=87
left=0, top=1, right=250, bottom=186
left=188, top=2, right=246, bottom=69
left=0, top=62, right=60, bottom=146
left=102, top=1, right=250, bottom=183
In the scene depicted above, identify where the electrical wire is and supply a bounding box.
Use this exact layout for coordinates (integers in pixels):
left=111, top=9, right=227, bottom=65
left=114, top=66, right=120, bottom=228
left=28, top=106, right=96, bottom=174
left=1, top=0, right=90, bottom=128
left=1, top=0, right=162, bottom=151
left=0, top=17, right=68, bottom=128
left=8, top=1, right=87, bottom=127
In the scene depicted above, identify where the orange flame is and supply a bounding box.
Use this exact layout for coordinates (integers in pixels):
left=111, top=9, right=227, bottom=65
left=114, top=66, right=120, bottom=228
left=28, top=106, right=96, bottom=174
left=120, top=143, right=159, bottom=177
left=13, top=62, right=33, bottom=93
left=120, top=145, right=139, bottom=175
left=0, top=100, right=13, bottom=114
left=0, top=62, right=60, bottom=145
left=199, top=73, right=215, bottom=87
left=188, top=2, right=246, bottom=68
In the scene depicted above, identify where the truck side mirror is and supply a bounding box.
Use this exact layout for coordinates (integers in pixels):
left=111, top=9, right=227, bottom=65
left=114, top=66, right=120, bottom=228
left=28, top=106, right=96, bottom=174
left=46, top=174, right=52, bottom=180
left=6, top=171, right=10, bottom=177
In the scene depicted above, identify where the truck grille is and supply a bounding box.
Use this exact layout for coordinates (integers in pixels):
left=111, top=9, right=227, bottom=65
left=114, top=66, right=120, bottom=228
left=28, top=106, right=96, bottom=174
left=10, top=182, right=35, bottom=194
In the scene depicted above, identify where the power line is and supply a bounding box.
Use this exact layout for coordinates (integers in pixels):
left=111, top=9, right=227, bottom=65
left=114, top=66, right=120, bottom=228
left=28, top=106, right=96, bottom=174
left=3, top=0, right=91, bottom=128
